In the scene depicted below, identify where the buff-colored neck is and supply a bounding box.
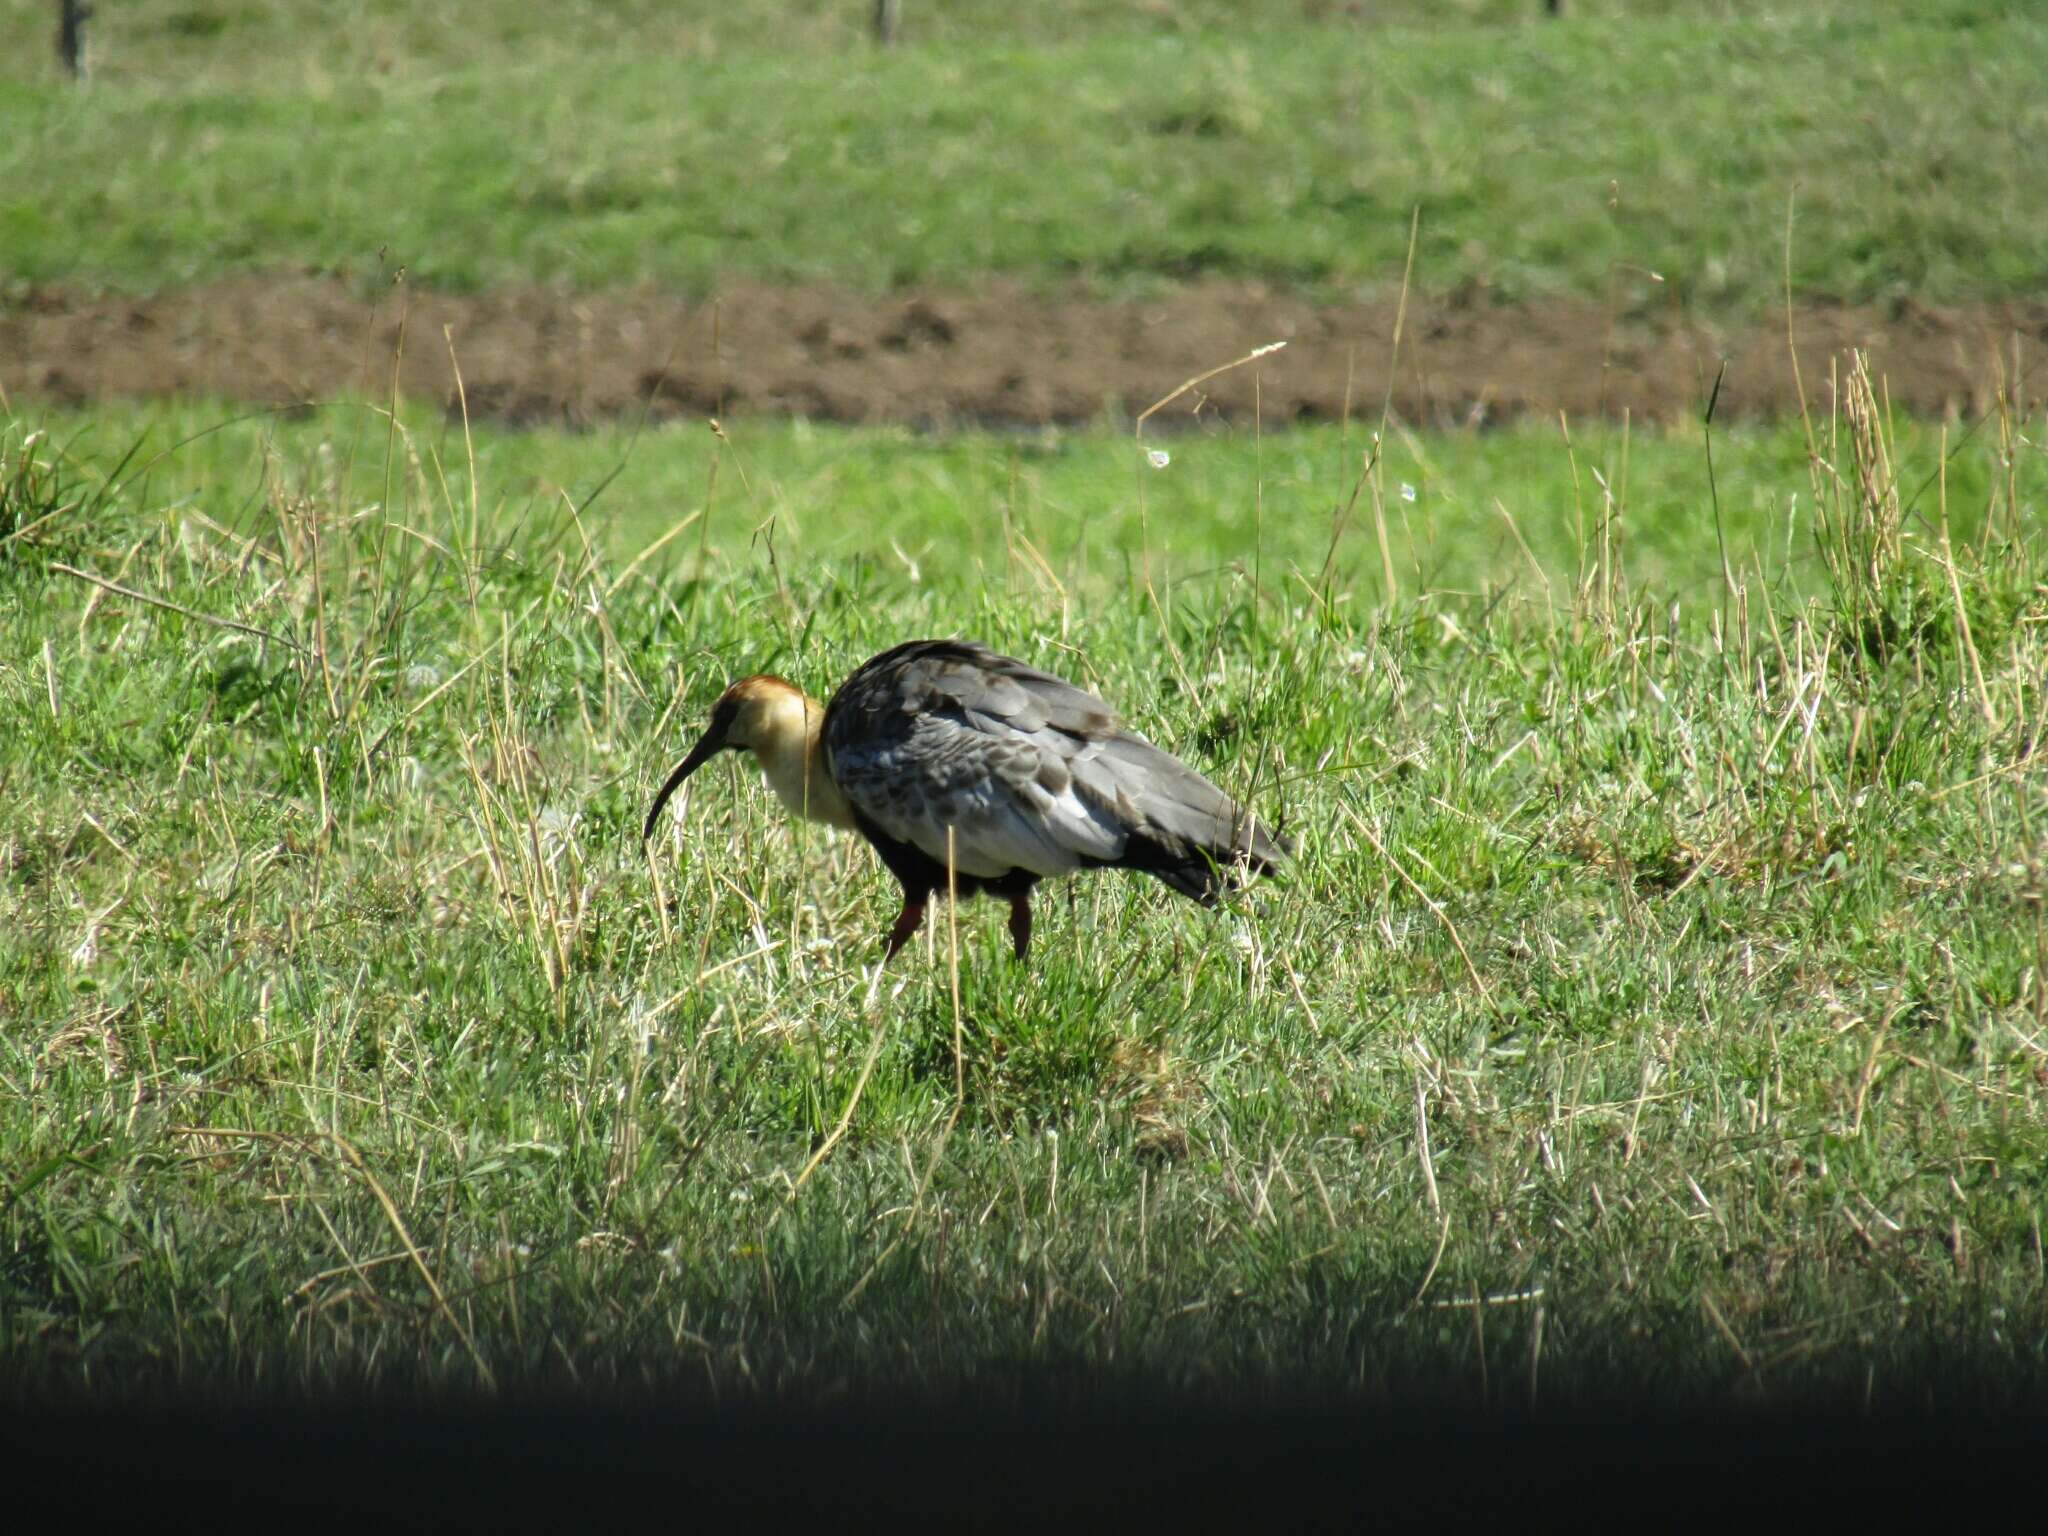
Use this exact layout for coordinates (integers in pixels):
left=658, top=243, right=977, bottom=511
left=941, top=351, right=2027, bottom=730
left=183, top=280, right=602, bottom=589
left=748, top=692, right=857, bottom=831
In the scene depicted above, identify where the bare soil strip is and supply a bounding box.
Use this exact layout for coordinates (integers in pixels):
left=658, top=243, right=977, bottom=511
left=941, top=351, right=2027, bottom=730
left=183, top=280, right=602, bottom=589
left=5, top=275, right=2040, bottom=428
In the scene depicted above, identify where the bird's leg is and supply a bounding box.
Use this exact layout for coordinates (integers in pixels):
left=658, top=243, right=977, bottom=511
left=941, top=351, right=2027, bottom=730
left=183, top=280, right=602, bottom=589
left=882, top=894, right=928, bottom=961
left=1007, top=892, right=1032, bottom=961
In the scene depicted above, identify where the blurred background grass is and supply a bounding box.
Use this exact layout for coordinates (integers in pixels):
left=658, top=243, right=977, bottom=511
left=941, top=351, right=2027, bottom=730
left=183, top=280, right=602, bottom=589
left=2, top=0, right=2042, bottom=308
left=12, top=398, right=2002, bottom=600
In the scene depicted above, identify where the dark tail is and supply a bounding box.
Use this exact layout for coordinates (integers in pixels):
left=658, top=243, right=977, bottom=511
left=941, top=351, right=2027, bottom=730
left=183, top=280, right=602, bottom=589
left=1123, top=815, right=1289, bottom=906
left=1091, top=733, right=1290, bottom=906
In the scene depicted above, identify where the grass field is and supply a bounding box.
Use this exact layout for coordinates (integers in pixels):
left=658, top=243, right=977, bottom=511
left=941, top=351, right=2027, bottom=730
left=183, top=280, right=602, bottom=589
left=4, top=0, right=2046, bottom=1416
left=3, top=0, right=2044, bottom=308
left=4, top=371, right=2045, bottom=1402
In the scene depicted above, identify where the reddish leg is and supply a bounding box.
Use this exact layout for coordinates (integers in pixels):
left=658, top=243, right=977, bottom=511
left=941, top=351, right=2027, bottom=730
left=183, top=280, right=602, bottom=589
left=1007, top=892, right=1033, bottom=961
left=882, top=895, right=928, bottom=961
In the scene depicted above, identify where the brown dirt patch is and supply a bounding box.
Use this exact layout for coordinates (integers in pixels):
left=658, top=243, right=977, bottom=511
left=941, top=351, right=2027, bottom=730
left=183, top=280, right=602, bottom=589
left=5, top=275, right=2041, bottom=428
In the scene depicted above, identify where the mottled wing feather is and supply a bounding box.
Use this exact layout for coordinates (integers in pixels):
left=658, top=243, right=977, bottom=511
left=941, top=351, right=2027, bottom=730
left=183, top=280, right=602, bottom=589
left=825, top=640, right=1283, bottom=892
left=825, top=642, right=1121, bottom=879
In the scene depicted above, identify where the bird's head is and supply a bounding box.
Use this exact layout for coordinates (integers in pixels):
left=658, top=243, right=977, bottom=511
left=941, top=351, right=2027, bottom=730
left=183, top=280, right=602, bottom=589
left=643, top=674, right=838, bottom=840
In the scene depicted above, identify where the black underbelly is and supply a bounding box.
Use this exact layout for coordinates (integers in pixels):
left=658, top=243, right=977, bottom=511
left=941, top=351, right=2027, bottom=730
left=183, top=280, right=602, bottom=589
left=851, top=811, right=1042, bottom=902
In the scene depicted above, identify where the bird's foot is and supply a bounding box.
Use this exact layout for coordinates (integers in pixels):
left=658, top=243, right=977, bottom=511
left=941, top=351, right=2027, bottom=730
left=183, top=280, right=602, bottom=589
left=882, top=897, right=928, bottom=962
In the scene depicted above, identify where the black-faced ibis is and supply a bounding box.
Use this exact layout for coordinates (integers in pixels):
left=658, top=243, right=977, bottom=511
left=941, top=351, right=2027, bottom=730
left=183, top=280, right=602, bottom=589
left=644, top=639, right=1287, bottom=960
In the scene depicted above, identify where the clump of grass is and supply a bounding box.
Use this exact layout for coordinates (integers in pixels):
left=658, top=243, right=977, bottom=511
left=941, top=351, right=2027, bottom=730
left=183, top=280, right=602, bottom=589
left=1810, top=351, right=1920, bottom=665
left=0, top=425, right=134, bottom=567
left=0, top=428, right=61, bottom=548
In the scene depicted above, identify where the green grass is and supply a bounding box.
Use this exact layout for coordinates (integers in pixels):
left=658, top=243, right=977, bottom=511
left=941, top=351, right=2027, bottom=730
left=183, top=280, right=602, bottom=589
left=4, top=381, right=2045, bottom=1402
left=3, top=0, right=2043, bottom=308
left=10, top=1, right=1970, bottom=91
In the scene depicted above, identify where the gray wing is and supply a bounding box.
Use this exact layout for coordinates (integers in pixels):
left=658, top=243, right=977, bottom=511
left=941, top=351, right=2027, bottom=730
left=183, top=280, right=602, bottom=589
left=824, top=640, right=1279, bottom=890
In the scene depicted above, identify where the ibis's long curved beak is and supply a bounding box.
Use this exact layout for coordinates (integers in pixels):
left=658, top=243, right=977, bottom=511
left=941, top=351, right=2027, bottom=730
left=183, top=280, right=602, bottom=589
left=642, top=720, right=728, bottom=842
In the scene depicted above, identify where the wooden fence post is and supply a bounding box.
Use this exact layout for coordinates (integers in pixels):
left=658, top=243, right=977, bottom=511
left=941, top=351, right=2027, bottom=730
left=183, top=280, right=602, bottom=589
left=57, top=0, right=94, bottom=78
